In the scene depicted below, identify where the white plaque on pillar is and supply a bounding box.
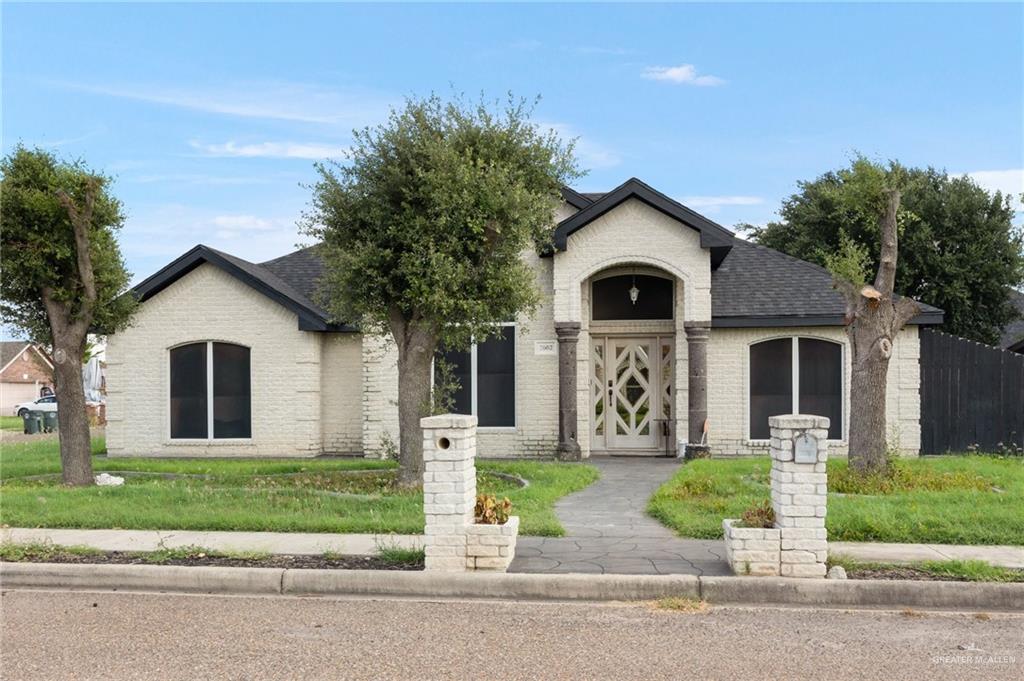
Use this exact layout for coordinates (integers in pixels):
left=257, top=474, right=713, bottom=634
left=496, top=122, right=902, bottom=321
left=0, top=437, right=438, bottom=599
left=534, top=341, right=556, bottom=356
left=794, top=433, right=818, bottom=463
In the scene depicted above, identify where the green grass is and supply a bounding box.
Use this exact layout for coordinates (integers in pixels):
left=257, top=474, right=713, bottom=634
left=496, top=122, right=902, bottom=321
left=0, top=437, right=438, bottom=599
left=0, top=437, right=599, bottom=536
left=1, top=415, right=24, bottom=432
left=828, top=555, right=1024, bottom=582
left=647, top=456, right=1024, bottom=545
left=376, top=545, right=426, bottom=566
left=0, top=542, right=102, bottom=561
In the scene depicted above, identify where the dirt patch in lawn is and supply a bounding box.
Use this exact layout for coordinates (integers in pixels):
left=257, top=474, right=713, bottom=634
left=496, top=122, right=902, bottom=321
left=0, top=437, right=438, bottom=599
left=0, top=551, right=423, bottom=571
left=844, top=564, right=1024, bottom=582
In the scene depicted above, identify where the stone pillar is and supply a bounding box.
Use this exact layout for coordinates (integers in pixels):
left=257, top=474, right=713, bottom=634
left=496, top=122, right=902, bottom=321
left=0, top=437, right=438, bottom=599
left=421, top=414, right=477, bottom=571
left=555, top=322, right=581, bottom=461
left=684, top=323, right=710, bottom=452
left=769, top=414, right=830, bottom=578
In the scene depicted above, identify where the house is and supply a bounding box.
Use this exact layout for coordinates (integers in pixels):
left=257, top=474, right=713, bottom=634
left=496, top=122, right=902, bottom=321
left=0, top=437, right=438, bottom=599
left=0, top=341, right=53, bottom=413
left=106, top=178, right=943, bottom=459
left=999, top=288, right=1024, bottom=354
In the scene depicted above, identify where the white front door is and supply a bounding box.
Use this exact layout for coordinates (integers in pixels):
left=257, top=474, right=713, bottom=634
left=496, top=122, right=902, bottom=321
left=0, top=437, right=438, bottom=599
left=607, top=338, right=658, bottom=449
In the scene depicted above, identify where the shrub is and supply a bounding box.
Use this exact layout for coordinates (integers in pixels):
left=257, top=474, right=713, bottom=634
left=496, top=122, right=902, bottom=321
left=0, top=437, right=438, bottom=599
left=739, top=499, right=775, bottom=528
left=475, top=494, right=512, bottom=524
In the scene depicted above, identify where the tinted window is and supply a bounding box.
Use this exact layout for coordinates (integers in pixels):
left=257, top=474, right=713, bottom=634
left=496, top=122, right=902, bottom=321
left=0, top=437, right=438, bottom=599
left=170, top=343, right=207, bottom=438
left=213, top=343, right=251, bottom=438
left=749, top=339, right=792, bottom=439
left=799, top=338, right=842, bottom=439
left=592, top=275, right=673, bottom=321
left=437, top=346, right=472, bottom=416
left=477, top=326, right=515, bottom=427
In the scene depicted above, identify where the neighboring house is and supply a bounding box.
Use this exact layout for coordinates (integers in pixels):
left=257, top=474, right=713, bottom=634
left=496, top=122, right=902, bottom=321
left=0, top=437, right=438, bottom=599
left=999, top=289, right=1024, bottom=354
left=106, top=178, right=943, bottom=459
left=0, top=341, right=53, bottom=413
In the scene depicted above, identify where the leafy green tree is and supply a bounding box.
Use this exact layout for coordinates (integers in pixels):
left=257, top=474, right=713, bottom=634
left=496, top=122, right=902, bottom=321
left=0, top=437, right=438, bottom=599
left=302, top=95, right=579, bottom=486
left=1, top=147, right=136, bottom=485
left=750, top=159, right=1024, bottom=345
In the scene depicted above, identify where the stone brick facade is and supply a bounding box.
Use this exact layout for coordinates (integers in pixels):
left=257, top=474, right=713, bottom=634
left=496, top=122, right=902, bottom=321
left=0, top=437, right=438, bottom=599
left=106, top=200, right=926, bottom=460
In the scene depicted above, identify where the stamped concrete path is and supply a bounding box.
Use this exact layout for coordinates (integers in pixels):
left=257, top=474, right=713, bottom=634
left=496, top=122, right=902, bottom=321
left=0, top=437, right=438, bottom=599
left=509, top=457, right=732, bottom=576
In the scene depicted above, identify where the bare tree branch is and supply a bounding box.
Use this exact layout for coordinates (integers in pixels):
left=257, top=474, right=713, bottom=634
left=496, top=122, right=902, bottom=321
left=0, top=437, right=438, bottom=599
left=874, top=189, right=900, bottom=296
left=56, top=182, right=99, bottom=317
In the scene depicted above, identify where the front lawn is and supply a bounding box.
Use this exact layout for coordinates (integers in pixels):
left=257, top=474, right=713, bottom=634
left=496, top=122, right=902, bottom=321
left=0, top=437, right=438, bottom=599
left=1, top=415, right=24, bottom=432
left=647, top=456, right=1024, bottom=546
left=0, top=438, right=599, bottom=536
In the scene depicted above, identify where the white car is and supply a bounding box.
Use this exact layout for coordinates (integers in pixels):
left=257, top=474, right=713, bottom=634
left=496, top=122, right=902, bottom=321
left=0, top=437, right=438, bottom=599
left=14, top=396, right=57, bottom=418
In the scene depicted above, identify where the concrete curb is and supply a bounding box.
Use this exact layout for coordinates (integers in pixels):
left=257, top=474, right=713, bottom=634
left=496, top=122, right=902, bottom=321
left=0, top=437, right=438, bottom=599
left=3, top=562, right=1022, bottom=611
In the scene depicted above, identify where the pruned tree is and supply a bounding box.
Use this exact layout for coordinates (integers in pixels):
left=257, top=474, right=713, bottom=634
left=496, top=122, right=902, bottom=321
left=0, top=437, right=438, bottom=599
left=1, top=147, right=136, bottom=486
left=302, top=94, right=579, bottom=487
left=821, top=159, right=919, bottom=474
left=749, top=160, right=1024, bottom=345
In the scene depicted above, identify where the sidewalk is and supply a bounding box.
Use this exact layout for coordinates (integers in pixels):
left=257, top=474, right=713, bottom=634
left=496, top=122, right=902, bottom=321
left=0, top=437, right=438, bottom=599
left=2, top=527, right=1021, bottom=569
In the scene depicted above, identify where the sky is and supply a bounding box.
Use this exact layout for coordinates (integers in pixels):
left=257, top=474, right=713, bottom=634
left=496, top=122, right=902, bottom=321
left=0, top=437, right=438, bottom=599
left=3, top=2, right=1022, bottom=286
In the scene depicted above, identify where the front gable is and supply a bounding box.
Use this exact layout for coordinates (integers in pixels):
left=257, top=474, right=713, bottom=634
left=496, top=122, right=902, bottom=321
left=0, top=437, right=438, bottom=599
left=554, top=178, right=735, bottom=267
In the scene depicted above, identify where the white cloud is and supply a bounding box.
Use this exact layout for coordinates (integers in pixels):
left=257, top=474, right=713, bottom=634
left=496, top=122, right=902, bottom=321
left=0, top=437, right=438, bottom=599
left=642, top=64, right=725, bottom=87
left=541, top=122, right=621, bottom=170
left=679, top=195, right=764, bottom=209
left=56, top=80, right=393, bottom=126
left=966, top=169, right=1024, bottom=210
left=189, top=140, right=349, bottom=160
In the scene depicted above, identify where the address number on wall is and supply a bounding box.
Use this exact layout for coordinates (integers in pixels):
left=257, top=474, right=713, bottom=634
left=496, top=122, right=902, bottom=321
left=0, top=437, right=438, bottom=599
left=534, top=341, right=557, bottom=356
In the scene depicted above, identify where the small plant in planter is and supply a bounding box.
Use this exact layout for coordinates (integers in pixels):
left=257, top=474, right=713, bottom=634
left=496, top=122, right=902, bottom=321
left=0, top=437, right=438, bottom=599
left=739, top=499, right=775, bottom=528
left=475, top=493, right=512, bottom=524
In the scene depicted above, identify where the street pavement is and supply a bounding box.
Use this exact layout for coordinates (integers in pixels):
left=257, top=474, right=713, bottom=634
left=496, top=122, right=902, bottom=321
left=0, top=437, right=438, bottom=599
left=2, top=589, right=1022, bottom=680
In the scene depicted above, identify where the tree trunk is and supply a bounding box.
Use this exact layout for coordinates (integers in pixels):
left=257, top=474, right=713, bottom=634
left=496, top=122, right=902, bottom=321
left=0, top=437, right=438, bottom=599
left=841, top=188, right=919, bottom=476
left=51, top=337, right=94, bottom=486
left=391, top=318, right=437, bottom=488
left=846, top=325, right=893, bottom=474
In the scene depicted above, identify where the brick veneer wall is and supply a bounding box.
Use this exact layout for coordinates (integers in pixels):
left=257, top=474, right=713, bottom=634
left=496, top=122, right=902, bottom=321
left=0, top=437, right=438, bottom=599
left=106, top=264, right=324, bottom=457
left=707, top=325, right=921, bottom=457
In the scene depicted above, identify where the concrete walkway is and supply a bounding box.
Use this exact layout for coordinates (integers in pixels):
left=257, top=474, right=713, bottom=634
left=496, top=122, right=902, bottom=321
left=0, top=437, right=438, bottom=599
left=509, top=457, right=732, bottom=576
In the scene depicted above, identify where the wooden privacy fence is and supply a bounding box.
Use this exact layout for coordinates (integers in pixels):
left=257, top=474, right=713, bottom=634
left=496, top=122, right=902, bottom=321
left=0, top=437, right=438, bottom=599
left=920, top=328, right=1024, bottom=454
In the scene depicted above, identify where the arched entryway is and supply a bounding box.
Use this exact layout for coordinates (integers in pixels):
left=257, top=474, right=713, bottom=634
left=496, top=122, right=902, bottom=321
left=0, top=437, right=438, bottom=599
left=585, top=266, right=680, bottom=455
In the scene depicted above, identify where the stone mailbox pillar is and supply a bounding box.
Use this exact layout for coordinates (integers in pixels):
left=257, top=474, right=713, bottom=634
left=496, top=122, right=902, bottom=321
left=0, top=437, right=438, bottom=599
left=421, top=414, right=478, bottom=572
left=769, top=414, right=830, bottom=578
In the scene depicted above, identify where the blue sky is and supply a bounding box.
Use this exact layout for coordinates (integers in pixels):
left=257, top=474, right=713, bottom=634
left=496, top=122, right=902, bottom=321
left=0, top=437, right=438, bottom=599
left=3, top=2, right=1022, bottom=285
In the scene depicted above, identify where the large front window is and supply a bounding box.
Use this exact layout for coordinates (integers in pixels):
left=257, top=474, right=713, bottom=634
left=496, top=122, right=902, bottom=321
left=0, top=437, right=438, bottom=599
left=749, top=337, right=842, bottom=440
left=170, top=342, right=251, bottom=439
left=435, top=325, right=515, bottom=428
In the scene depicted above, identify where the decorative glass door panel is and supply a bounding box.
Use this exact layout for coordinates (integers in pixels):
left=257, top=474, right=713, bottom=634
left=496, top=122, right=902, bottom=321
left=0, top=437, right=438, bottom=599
left=609, top=339, right=658, bottom=449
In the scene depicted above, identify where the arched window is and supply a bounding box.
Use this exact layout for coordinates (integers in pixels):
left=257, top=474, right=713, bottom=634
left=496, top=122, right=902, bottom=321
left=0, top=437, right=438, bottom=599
left=749, top=337, right=842, bottom=440
left=170, top=342, right=251, bottom=439
left=592, top=274, right=673, bottom=321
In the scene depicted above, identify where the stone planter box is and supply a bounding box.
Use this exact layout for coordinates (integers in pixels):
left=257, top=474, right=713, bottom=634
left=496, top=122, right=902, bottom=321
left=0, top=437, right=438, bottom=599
left=722, top=519, right=780, bottom=576
left=466, top=515, right=519, bottom=572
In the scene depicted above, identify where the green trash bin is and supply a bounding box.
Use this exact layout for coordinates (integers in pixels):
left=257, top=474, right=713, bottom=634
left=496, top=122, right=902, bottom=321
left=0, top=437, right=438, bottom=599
left=43, top=411, right=58, bottom=433
left=22, top=409, right=41, bottom=436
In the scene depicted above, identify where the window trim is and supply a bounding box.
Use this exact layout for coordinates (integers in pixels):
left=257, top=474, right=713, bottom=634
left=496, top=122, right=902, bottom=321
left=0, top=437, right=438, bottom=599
left=167, top=340, right=253, bottom=443
left=746, top=335, right=845, bottom=444
left=433, top=323, right=517, bottom=431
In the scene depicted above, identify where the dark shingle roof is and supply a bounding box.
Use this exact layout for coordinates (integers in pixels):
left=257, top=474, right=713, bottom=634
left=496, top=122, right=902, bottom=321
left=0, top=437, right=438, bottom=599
left=711, top=239, right=943, bottom=326
left=1000, top=289, right=1024, bottom=350
left=260, top=246, right=326, bottom=305
left=131, top=245, right=354, bottom=332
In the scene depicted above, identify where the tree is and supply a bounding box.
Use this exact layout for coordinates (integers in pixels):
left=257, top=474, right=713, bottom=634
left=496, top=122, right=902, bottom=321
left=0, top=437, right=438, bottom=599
left=780, top=159, right=918, bottom=474
left=302, top=95, right=579, bottom=486
left=749, top=160, right=1024, bottom=345
left=1, top=147, right=136, bottom=485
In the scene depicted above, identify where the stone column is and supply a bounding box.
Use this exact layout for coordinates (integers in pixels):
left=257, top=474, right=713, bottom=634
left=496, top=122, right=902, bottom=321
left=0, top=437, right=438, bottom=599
left=769, top=414, right=830, bottom=578
left=555, top=322, right=581, bottom=461
left=421, top=414, right=477, bottom=571
left=684, top=323, right=710, bottom=453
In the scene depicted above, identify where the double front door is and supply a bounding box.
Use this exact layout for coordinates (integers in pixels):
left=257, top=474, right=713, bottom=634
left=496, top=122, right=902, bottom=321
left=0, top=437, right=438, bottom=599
left=591, top=336, right=673, bottom=452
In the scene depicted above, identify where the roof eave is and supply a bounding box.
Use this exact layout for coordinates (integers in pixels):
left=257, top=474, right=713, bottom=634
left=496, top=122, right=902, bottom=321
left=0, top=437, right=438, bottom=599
left=130, top=245, right=352, bottom=333
left=711, top=310, right=945, bottom=328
